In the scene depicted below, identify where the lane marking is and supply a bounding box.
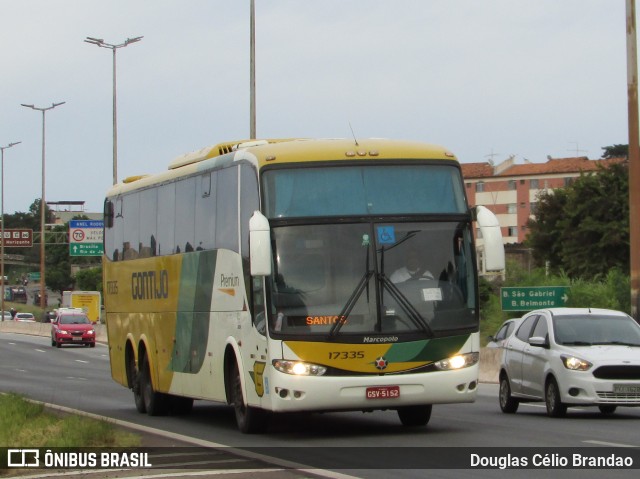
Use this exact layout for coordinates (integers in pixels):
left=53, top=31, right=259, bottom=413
left=584, top=440, right=639, bottom=448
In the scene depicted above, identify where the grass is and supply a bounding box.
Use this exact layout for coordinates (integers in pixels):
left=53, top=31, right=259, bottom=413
left=0, top=392, right=141, bottom=448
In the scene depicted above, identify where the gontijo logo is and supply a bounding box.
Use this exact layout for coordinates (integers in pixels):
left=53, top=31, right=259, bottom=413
left=131, top=270, right=169, bottom=300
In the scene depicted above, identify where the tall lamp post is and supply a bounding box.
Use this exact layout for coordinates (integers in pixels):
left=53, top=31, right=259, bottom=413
left=0, top=141, right=21, bottom=319
left=85, top=36, right=143, bottom=185
left=20, top=102, right=65, bottom=310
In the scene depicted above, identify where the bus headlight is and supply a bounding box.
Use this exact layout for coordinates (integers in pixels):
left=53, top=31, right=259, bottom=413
left=273, top=359, right=327, bottom=376
left=434, top=352, right=479, bottom=371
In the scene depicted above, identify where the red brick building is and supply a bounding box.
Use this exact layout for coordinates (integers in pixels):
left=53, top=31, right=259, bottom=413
left=461, top=155, right=624, bottom=245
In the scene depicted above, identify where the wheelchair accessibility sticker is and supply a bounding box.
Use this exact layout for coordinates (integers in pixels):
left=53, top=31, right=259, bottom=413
left=377, top=226, right=396, bottom=245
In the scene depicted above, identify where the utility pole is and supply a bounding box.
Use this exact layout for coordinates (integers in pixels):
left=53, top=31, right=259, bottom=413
left=626, top=0, right=640, bottom=320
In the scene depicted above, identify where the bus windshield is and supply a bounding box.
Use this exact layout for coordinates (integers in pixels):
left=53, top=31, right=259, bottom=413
left=262, top=164, right=467, bottom=218
left=268, top=221, right=476, bottom=337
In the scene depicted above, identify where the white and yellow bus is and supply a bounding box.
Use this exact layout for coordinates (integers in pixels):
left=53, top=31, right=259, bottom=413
left=103, top=138, right=505, bottom=433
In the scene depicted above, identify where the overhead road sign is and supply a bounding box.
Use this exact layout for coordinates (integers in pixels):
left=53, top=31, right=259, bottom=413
left=501, top=286, right=570, bottom=312
left=69, top=220, right=104, bottom=257
left=1, top=229, right=33, bottom=247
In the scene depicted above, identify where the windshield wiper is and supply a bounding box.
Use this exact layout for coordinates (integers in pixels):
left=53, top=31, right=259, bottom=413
left=329, top=270, right=374, bottom=338
left=561, top=341, right=593, bottom=346
left=381, top=275, right=433, bottom=337
left=592, top=341, right=640, bottom=347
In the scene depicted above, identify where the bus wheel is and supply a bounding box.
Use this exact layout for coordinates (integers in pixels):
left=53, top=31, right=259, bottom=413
left=231, top=362, right=268, bottom=433
left=140, top=355, right=169, bottom=416
left=397, top=405, right=432, bottom=427
left=130, top=357, right=146, bottom=414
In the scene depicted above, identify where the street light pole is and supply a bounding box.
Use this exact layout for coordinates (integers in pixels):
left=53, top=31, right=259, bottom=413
left=85, top=36, right=143, bottom=185
left=0, top=141, right=21, bottom=319
left=20, top=102, right=65, bottom=310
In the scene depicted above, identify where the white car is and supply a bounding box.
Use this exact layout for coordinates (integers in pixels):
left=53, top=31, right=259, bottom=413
left=14, top=312, right=36, bottom=322
left=487, top=317, right=522, bottom=349
left=499, top=307, right=640, bottom=417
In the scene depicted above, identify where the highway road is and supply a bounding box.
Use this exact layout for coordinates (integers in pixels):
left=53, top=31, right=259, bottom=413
left=1, top=331, right=639, bottom=478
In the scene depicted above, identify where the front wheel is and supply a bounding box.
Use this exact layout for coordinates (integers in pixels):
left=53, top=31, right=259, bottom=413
left=598, top=405, right=617, bottom=415
left=545, top=377, right=567, bottom=417
left=230, top=362, right=268, bottom=433
left=397, top=405, right=432, bottom=426
left=499, top=375, right=519, bottom=413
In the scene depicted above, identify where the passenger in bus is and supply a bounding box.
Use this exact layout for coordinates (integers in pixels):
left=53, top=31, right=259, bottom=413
left=390, top=249, right=434, bottom=283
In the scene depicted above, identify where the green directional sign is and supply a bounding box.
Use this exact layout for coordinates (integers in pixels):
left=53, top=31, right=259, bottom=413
left=500, top=286, right=570, bottom=312
left=70, top=243, right=104, bottom=257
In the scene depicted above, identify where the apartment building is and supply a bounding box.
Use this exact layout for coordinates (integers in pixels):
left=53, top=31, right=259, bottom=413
left=461, top=155, right=624, bottom=273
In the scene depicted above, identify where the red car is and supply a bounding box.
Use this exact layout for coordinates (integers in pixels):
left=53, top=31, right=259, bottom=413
left=51, top=308, right=96, bottom=348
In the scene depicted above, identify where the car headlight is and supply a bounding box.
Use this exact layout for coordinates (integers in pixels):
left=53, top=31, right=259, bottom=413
left=561, top=355, right=592, bottom=371
left=434, top=352, right=479, bottom=370
left=56, top=329, right=70, bottom=336
left=87, top=329, right=95, bottom=335
left=273, top=359, right=327, bottom=376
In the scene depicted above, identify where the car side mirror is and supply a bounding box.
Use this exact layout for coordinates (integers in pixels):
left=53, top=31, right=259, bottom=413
left=529, top=336, right=549, bottom=348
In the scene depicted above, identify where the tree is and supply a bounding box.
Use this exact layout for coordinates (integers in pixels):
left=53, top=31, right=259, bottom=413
left=526, top=162, right=629, bottom=279
left=601, top=144, right=628, bottom=159
left=75, top=267, right=102, bottom=292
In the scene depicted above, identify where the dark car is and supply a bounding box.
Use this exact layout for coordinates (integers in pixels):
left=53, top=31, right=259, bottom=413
left=51, top=308, right=96, bottom=348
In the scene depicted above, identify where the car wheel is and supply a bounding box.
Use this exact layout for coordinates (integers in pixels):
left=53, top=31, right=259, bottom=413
left=51, top=336, right=56, bottom=347
left=56, top=340, right=62, bottom=348
left=598, top=405, right=617, bottom=415
left=499, top=375, right=520, bottom=413
left=545, top=377, right=567, bottom=417
left=89, top=343, right=96, bottom=348
left=397, top=405, right=432, bottom=426
left=140, top=355, right=169, bottom=416
left=230, top=361, right=268, bottom=433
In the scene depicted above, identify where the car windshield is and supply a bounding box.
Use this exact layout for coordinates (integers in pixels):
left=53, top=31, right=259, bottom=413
left=553, top=314, right=640, bottom=346
left=59, top=315, right=90, bottom=325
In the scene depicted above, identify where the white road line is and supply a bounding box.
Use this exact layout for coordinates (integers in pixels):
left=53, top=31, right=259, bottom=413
left=75, top=360, right=89, bottom=364
left=583, top=440, right=639, bottom=448
left=35, top=349, right=46, bottom=353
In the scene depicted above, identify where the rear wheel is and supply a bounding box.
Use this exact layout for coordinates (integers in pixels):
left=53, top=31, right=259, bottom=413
left=397, top=405, right=432, bottom=426
left=230, top=362, right=268, bottom=433
left=140, top=355, right=169, bottom=416
left=130, top=355, right=146, bottom=414
left=499, top=375, right=519, bottom=413
left=545, top=377, right=567, bottom=417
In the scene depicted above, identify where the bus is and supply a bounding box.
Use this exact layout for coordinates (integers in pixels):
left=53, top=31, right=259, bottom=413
left=103, top=138, right=505, bottom=433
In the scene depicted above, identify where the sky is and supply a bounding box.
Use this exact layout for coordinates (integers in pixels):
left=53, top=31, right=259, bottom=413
left=0, top=0, right=632, bottom=215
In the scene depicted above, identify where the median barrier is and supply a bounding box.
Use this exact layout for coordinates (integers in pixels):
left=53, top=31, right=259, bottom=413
left=1, top=321, right=501, bottom=383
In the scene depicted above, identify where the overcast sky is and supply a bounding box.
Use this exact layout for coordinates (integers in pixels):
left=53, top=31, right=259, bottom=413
left=0, top=0, right=632, bottom=215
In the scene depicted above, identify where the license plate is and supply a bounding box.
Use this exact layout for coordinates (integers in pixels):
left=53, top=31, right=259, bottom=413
left=366, top=386, right=400, bottom=399
left=613, top=384, right=640, bottom=394
left=72, top=337, right=82, bottom=341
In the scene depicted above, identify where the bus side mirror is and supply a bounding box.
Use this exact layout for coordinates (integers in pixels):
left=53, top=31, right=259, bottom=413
left=104, top=200, right=114, bottom=228
left=474, top=205, right=505, bottom=271
left=249, top=211, right=272, bottom=276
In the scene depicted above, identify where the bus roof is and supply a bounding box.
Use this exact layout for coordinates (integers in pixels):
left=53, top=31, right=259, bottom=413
left=106, top=138, right=457, bottom=197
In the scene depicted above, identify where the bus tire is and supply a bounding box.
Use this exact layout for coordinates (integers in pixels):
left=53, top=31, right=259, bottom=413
left=397, top=405, right=432, bottom=426
left=130, top=356, right=146, bottom=414
left=140, top=355, right=169, bottom=416
left=231, top=362, right=268, bottom=433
